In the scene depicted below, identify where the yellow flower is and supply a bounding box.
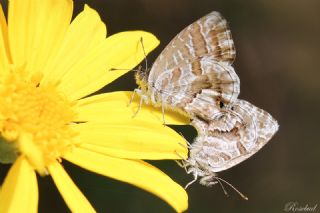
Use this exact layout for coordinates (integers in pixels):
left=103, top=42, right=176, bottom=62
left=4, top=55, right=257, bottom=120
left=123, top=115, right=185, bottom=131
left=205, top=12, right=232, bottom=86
left=0, top=0, right=189, bottom=212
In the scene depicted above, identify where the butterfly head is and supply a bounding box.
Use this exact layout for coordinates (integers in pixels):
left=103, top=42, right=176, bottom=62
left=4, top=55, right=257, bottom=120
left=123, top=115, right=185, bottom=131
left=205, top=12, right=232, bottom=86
left=134, top=67, right=150, bottom=93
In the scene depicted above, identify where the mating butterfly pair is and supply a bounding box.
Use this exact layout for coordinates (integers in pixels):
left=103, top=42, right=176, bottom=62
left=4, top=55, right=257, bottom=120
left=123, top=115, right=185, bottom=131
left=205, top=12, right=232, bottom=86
left=134, top=12, right=279, bottom=191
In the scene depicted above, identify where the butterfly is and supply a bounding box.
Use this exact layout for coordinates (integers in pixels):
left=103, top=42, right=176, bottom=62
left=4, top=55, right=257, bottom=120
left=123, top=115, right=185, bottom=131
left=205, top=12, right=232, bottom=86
left=183, top=99, right=279, bottom=189
left=134, top=11, right=279, bottom=192
left=135, top=11, right=239, bottom=121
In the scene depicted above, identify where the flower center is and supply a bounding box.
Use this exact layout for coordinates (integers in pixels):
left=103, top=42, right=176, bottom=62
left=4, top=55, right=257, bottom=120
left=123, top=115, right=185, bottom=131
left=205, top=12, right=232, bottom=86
left=0, top=67, right=76, bottom=174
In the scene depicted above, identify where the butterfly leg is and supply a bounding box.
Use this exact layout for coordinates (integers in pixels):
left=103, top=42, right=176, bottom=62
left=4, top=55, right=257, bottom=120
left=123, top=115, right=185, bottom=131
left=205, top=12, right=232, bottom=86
left=175, top=160, right=185, bottom=168
left=174, top=136, right=192, bottom=169
left=161, top=100, right=166, bottom=126
left=175, top=156, right=195, bottom=175
left=174, top=149, right=187, bottom=160
left=174, top=148, right=189, bottom=171
left=178, top=133, right=193, bottom=148
left=129, top=88, right=148, bottom=118
left=175, top=159, right=191, bottom=174
left=132, top=95, right=145, bottom=118
left=128, top=88, right=139, bottom=107
left=185, top=171, right=198, bottom=189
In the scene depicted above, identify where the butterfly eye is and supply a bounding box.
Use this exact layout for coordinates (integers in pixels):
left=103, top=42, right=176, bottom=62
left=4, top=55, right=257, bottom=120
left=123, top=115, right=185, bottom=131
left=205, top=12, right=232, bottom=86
left=231, top=106, right=235, bottom=110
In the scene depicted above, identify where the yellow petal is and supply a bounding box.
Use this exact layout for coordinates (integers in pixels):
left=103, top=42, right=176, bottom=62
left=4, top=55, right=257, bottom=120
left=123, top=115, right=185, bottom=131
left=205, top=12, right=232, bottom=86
left=48, top=161, right=95, bottom=213
left=0, top=3, right=10, bottom=71
left=0, top=157, right=38, bottom=213
left=58, top=31, right=160, bottom=101
left=72, top=121, right=188, bottom=160
left=64, top=148, right=188, bottom=212
left=8, top=0, right=73, bottom=75
left=42, top=4, right=106, bottom=85
left=76, top=91, right=189, bottom=125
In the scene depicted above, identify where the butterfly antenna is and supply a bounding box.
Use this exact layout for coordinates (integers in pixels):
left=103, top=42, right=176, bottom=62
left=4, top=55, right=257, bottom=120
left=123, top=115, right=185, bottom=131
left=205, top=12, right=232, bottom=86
left=215, top=178, right=229, bottom=197
left=140, top=37, right=148, bottom=71
left=109, top=67, right=141, bottom=72
left=109, top=37, right=147, bottom=72
left=215, top=177, right=248, bottom=200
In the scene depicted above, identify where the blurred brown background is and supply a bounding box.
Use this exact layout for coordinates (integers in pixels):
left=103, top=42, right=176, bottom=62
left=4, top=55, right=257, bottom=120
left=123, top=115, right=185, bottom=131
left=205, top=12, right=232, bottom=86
left=1, top=0, right=320, bottom=212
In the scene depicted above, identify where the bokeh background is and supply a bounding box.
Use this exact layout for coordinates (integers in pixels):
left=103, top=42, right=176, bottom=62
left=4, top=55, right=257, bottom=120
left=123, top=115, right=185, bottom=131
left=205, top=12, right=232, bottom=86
left=1, top=0, right=319, bottom=212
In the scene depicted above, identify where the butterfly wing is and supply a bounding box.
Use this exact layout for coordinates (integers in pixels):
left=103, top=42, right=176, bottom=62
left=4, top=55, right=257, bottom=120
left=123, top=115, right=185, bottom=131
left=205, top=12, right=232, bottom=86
left=150, top=11, right=236, bottom=81
left=189, top=99, right=279, bottom=173
left=150, top=56, right=239, bottom=117
left=147, top=12, right=239, bottom=118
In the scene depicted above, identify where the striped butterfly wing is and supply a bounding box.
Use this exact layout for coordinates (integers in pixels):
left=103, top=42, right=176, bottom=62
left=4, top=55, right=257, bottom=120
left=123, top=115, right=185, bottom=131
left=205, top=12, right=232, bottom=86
left=148, top=11, right=239, bottom=118
left=189, top=99, right=279, bottom=175
left=151, top=56, right=239, bottom=118
left=150, top=11, right=236, bottom=78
